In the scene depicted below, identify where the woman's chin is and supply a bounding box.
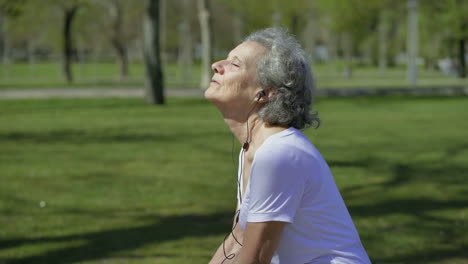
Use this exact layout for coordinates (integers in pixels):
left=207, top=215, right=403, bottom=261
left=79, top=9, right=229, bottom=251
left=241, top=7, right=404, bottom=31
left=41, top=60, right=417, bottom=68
left=204, top=85, right=219, bottom=102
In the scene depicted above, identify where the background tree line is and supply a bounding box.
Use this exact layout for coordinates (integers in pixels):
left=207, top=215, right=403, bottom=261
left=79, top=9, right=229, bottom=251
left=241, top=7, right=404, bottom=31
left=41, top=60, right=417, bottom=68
left=0, top=0, right=466, bottom=86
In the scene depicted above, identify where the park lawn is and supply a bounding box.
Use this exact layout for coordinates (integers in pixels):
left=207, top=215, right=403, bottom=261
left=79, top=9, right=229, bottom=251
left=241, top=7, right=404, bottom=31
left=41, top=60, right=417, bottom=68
left=0, top=63, right=200, bottom=89
left=0, top=96, right=467, bottom=264
left=0, top=62, right=466, bottom=89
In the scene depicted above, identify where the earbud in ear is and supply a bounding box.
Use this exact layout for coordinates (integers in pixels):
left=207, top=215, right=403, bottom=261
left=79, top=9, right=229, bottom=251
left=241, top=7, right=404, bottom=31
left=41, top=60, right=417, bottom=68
left=258, top=90, right=266, bottom=98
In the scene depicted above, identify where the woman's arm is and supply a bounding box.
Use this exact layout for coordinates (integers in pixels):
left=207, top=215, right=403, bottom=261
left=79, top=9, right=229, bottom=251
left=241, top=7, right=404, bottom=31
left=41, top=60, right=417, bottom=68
left=208, top=235, right=241, bottom=264
left=209, top=211, right=244, bottom=264
left=235, top=221, right=286, bottom=264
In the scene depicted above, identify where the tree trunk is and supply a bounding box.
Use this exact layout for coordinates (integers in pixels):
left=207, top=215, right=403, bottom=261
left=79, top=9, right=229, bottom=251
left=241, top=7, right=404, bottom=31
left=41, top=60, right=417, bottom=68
left=63, top=6, right=79, bottom=84
left=160, top=0, right=167, bottom=65
left=143, top=0, right=164, bottom=104
left=109, top=0, right=129, bottom=81
left=233, top=13, right=243, bottom=44
left=302, top=10, right=317, bottom=64
left=198, top=0, right=212, bottom=90
left=290, top=13, right=299, bottom=36
left=272, top=11, right=281, bottom=27
left=342, top=32, right=353, bottom=78
left=0, top=13, right=10, bottom=80
left=407, top=0, right=418, bottom=87
left=456, top=0, right=466, bottom=78
left=113, top=41, right=129, bottom=80
left=27, top=40, right=36, bottom=78
left=177, top=0, right=193, bottom=85
left=362, top=37, right=373, bottom=65
left=0, top=13, right=5, bottom=63
left=459, top=38, right=466, bottom=78
left=378, top=10, right=390, bottom=73
left=328, top=33, right=338, bottom=62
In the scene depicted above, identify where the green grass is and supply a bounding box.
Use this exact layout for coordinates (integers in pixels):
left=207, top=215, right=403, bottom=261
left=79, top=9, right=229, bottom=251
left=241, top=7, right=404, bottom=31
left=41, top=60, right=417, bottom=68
left=0, top=62, right=466, bottom=89
left=0, top=97, right=467, bottom=263
left=0, top=63, right=202, bottom=89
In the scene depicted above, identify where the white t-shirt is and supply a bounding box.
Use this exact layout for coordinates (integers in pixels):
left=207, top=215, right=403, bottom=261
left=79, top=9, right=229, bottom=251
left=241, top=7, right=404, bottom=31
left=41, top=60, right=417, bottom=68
left=237, top=127, right=371, bottom=264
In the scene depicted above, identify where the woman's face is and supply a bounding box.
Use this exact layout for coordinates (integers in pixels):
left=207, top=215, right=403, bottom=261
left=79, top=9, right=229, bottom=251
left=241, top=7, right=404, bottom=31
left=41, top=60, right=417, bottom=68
left=204, top=41, right=267, bottom=115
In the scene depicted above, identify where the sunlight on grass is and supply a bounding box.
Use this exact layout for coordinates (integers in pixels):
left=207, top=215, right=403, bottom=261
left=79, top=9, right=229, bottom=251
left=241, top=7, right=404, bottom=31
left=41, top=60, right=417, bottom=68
left=0, top=97, right=467, bottom=263
left=0, top=62, right=466, bottom=89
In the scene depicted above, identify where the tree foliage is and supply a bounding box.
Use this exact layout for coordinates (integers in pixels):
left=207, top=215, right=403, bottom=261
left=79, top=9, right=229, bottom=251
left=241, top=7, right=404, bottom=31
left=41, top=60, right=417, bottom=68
left=2, top=0, right=467, bottom=80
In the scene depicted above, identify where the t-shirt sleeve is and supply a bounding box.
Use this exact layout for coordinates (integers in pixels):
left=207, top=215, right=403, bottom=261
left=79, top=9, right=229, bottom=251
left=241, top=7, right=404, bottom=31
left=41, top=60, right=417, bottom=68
left=246, top=146, right=305, bottom=224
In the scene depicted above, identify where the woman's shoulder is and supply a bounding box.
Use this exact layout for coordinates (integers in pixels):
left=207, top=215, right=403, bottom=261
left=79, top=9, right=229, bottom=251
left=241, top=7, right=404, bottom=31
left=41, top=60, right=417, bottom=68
left=261, top=127, right=313, bottom=150
left=256, top=131, right=310, bottom=161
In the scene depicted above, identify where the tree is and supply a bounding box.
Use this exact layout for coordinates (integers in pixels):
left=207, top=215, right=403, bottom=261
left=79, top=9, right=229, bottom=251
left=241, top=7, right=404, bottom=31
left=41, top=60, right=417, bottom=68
left=0, top=0, right=25, bottom=63
left=75, top=0, right=144, bottom=81
left=0, top=6, right=10, bottom=64
left=302, top=6, right=319, bottom=64
left=177, top=0, right=193, bottom=84
left=407, top=0, right=419, bottom=87
left=375, top=1, right=405, bottom=70
left=219, top=0, right=272, bottom=40
left=42, top=0, right=85, bottom=83
left=62, top=4, right=79, bottom=83
left=159, top=0, right=167, bottom=64
left=0, top=0, right=53, bottom=65
left=143, top=0, right=164, bottom=104
left=421, top=0, right=467, bottom=78
left=107, top=0, right=129, bottom=80
left=377, top=9, right=391, bottom=72
left=232, top=10, right=244, bottom=44
left=198, top=0, right=212, bottom=90
left=0, top=0, right=84, bottom=83
left=316, top=0, right=380, bottom=78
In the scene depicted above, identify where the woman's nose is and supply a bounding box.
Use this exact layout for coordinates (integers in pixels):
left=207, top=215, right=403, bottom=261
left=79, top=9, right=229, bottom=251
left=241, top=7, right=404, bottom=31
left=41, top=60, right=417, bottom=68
left=212, top=60, right=224, bottom=74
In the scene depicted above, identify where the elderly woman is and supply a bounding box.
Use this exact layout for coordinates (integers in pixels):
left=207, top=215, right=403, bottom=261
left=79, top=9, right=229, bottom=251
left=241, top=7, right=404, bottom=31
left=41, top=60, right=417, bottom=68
left=205, top=28, right=371, bottom=264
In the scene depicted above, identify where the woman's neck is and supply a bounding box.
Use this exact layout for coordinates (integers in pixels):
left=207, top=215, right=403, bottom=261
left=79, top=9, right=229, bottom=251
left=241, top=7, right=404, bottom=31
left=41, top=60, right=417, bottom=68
left=224, top=114, right=262, bottom=149
left=224, top=114, right=288, bottom=155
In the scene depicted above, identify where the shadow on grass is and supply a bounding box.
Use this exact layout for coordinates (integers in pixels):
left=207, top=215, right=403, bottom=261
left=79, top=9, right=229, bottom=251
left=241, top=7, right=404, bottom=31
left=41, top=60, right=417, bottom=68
left=372, top=246, right=468, bottom=264
left=0, top=129, right=232, bottom=157
left=330, top=156, right=468, bottom=263
left=0, top=211, right=232, bottom=264
left=0, top=129, right=218, bottom=144
left=0, top=97, right=208, bottom=112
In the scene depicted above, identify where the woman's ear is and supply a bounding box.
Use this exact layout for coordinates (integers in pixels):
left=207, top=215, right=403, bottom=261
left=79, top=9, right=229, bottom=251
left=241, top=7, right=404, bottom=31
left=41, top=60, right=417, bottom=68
left=259, top=90, right=267, bottom=98
left=256, top=89, right=274, bottom=103
left=256, top=89, right=274, bottom=104
left=256, top=90, right=267, bottom=103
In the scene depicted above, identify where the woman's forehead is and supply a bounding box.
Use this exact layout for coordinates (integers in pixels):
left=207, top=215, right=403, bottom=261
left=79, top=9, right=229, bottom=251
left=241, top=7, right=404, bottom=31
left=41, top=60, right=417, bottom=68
left=228, top=42, right=267, bottom=64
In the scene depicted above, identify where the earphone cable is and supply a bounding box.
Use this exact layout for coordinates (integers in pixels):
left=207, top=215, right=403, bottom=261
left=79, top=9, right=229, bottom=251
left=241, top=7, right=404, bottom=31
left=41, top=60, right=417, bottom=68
left=222, top=95, right=262, bottom=263
left=232, top=133, right=242, bottom=206
left=231, top=209, right=243, bottom=246
left=221, top=210, right=243, bottom=264
left=243, top=95, right=262, bottom=150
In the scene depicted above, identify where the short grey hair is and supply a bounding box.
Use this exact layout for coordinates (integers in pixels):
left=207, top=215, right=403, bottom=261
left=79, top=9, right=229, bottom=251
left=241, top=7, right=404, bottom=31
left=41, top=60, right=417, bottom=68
left=244, top=27, right=319, bottom=129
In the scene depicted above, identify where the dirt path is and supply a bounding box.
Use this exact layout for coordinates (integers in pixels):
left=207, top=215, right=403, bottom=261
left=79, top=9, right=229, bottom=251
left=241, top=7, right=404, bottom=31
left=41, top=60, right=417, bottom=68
left=0, top=86, right=467, bottom=99
left=0, top=87, right=204, bottom=99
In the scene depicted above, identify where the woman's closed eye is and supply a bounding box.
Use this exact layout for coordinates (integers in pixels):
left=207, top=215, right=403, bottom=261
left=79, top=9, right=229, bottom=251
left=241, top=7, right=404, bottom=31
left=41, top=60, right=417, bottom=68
left=227, top=56, right=242, bottom=68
